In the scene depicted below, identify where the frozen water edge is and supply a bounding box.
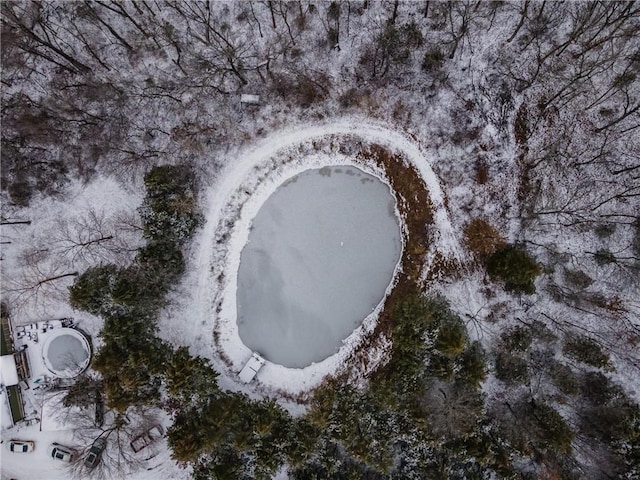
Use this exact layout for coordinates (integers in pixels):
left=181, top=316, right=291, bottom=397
left=216, top=154, right=402, bottom=393
left=236, top=166, right=403, bottom=368
left=175, top=117, right=463, bottom=396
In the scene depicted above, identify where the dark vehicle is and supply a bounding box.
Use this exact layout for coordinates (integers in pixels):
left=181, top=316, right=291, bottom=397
left=130, top=425, right=164, bottom=453
left=84, top=437, right=106, bottom=469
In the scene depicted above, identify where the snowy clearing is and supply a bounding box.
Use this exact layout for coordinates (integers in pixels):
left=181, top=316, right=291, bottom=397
left=159, top=117, right=463, bottom=396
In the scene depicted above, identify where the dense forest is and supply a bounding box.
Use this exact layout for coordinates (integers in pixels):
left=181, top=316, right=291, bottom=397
left=1, top=1, right=639, bottom=479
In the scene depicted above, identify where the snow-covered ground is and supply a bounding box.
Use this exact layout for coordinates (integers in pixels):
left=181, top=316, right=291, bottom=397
left=0, top=423, right=188, bottom=480
left=2, top=117, right=462, bottom=478
left=158, top=117, right=463, bottom=396
left=2, top=1, right=637, bottom=478
left=0, top=177, right=180, bottom=480
left=1, top=428, right=88, bottom=480
left=0, top=319, right=188, bottom=480
left=1, top=176, right=144, bottom=320
left=2, top=114, right=636, bottom=479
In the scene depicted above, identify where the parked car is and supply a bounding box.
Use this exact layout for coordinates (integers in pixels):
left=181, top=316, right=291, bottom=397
left=48, top=443, right=77, bottom=462
left=130, top=424, right=164, bottom=453
left=7, top=440, right=34, bottom=453
left=84, top=437, right=106, bottom=469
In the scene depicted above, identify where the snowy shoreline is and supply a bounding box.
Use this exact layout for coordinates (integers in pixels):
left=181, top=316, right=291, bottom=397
left=176, top=117, right=462, bottom=398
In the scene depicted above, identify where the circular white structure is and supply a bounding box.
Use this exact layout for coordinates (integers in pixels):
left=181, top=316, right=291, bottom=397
left=41, top=328, right=91, bottom=378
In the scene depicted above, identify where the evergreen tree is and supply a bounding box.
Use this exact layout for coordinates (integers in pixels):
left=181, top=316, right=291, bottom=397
left=563, top=335, right=611, bottom=369
left=529, top=402, right=574, bottom=453
left=458, top=341, right=488, bottom=386
left=487, top=245, right=542, bottom=294
left=68, top=264, right=118, bottom=315
left=63, top=374, right=103, bottom=409
left=435, top=317, right=468, bottom=356
left=140, top=164, right=202, bottom=245
left=93, top=311, right=170, bottom=411
left=165, top=346, right=220, bottom=408
left=144, top=164, right=197, bottom=201
left=137, top=240, right=185, bottom=279
left=168, top=390, right=292, bottom=478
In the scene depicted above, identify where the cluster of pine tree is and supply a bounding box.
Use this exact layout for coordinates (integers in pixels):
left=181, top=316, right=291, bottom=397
left=64, top=165, right=294, bottom=478
left=166, top=292, right=499, bottom=480
left=68, top=165, right=200, bottom=410
left=286, top=294, right=494, bottom=479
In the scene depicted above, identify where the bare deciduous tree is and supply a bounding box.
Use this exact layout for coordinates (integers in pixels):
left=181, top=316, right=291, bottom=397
left=418, top=380, right=484, bottom=439
left=46, top=208, right=141, bottom=267
left=3, top=249, right=78, bottom=314
left=47, top=394, right=162, bottom=480
left=1, top=1, right=92, bottom=74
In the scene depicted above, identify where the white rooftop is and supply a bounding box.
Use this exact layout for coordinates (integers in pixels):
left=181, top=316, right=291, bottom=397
left=239, top=352, right=265, bottom=383
left=240, top=94, right=260, bottom=105
left=0, top=354, right=19, bottom=387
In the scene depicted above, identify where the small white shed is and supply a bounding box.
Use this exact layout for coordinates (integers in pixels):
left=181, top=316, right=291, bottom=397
left=240, top=94, right=261, bottom=106
left=0, top=354, right=19, bottom=387
left=239, top=352, right=265, bottom=383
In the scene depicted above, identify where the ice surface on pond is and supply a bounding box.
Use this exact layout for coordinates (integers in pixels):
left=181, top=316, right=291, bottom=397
left=237, top=166, right=402, bottom=368
left=46, top=335, right=89, bottom=370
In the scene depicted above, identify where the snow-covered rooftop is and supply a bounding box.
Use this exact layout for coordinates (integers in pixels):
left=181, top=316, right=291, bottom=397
left=1, top=354, right=19, bottom=387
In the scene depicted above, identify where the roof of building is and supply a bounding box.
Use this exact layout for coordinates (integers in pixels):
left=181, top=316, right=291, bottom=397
left=1, top=354, right=19, bottom=386
left=239, top=352, right=266, bottom=383
left=240, top=94, right=260, bottom=105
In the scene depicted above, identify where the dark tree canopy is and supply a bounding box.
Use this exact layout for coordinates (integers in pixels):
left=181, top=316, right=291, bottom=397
left=487, top=245, right=542, bottom=294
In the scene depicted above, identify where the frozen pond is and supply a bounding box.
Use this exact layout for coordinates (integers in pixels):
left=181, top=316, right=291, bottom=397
left=42, top=328, right=91, bottom=378
left=236, top=166, right=402, bottom=368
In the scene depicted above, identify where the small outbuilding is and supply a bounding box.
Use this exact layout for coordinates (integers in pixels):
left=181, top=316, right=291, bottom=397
left=240, top=94, right=261, bottom=106
left=0, top=354, right=19, bottom=387
left=239, top=352, right=265, bottom=383
left=1, top=316, right=26, bottom=427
